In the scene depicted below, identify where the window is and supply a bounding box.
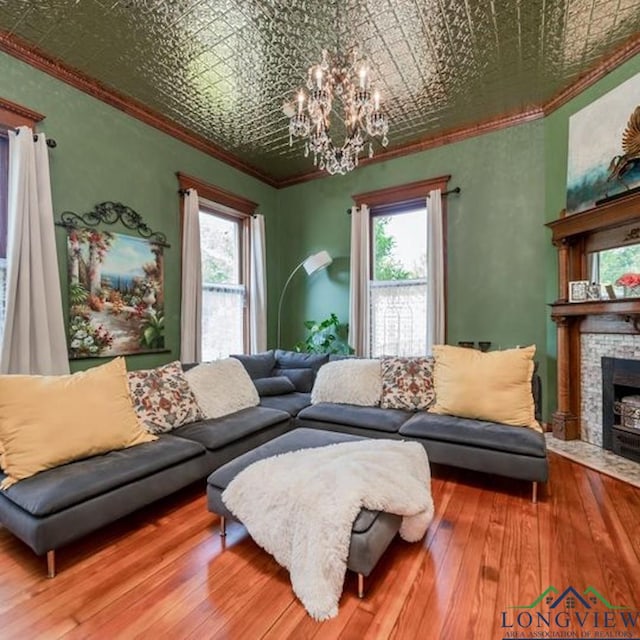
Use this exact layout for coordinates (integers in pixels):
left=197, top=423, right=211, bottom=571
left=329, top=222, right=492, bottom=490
left=0, top=133, right=8, bottom=347
left=199, top=206, right=247, bottom=359
left=370, top=205, right=427, bottom=356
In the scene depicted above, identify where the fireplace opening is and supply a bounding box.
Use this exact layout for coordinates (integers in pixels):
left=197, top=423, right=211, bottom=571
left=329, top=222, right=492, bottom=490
left=602, top=357, right=640, bottom=463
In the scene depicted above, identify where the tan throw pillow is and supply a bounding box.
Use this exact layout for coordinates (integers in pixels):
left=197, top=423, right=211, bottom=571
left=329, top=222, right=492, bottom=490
left=380, top=356, right=435, bottom=411
left=128, top=361, right=203, bottom=434
left=0, top=357, right=156, bottom=488
left=430, top=345, right=539, bottom=430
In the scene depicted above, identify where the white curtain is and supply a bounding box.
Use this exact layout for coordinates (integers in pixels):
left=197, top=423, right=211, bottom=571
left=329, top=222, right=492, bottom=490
left=180, top=188, right=202, bottom=363
left=426, top=189, right=445, bottom=353
left=1, top=127, right=69, bottom=374
left=249, top=214, right=267, bottom=353
left=348, top=204, right=371, bottom=356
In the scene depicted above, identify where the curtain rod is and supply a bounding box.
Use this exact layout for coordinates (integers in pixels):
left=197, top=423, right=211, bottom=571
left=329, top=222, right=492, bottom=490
left=346, top=185, right=461, bottom=214
left=178, top=188, right=257, bottom=218
left=13, top=128, right=57, bottom=148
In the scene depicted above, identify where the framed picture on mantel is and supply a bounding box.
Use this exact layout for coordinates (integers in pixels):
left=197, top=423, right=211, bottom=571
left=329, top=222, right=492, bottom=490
left=568, top=280, right=589, bottom=302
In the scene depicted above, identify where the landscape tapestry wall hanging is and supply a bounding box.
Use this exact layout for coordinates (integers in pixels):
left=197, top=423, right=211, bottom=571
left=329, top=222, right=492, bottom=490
left=566, top=72, right=640, bottom=214
left=61, top=202, right=168, bottom=359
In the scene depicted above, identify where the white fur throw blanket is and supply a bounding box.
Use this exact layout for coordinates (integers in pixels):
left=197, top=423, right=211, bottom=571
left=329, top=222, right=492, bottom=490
left=222, top=439, right=434, bottom=620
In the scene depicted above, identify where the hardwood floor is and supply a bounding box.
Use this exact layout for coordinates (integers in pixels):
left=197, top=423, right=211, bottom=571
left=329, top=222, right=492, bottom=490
left=0, top=452, right=638, bottom=639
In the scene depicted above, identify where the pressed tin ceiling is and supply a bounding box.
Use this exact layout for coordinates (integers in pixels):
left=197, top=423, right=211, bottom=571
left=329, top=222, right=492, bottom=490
left=1, top=1, right=640, bottom=184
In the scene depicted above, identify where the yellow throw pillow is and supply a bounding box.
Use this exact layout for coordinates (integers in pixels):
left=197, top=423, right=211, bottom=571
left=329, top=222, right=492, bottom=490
left=0, top=357, right=156, bottom=488
left=429, top=345, right=540, bottom=430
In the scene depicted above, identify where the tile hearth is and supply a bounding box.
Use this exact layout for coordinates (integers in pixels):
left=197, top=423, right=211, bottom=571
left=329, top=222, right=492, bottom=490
left=545, top=433, right=640, bottom=489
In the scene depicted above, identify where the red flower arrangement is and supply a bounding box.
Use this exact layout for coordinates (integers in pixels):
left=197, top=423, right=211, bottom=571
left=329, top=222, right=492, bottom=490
left=615, top=273, right=640, bottom=288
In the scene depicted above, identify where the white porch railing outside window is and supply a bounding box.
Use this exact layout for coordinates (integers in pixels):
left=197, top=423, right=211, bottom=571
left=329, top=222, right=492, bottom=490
left=369, top=279, right=427, bottom=357
left=202, top=282, right=245, bottom=361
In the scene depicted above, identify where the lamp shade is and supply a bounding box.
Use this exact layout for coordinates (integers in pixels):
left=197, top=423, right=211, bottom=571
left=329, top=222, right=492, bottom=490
left=302, top=250, right=332, bottom=275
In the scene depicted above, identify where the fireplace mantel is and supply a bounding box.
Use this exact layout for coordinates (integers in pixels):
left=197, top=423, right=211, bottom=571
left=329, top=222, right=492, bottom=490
left=551, top=299, right=640, bottom=317
left=547, top=190, right=640, bottom=441
left=551, top=299, right=640, bottom=332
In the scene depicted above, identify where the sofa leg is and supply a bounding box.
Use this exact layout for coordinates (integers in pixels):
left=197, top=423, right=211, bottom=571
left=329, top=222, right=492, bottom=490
left=46, top=550, right=55, bottom=578
left=220, top=516, right=226, bottom=538
left=532, top=482, right=538, bottom=504
left=358, top=573, right=365, bottom=599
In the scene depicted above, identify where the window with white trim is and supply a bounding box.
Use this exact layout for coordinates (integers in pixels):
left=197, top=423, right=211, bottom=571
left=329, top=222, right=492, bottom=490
left=370, top=204, right=427, bottom=356
left=199, top=206, right=247, bottom=359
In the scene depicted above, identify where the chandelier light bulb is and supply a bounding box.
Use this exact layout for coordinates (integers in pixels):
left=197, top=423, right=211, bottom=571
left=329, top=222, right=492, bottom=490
left=374, top=90, right=380, bottom=111
left=359, top=67, right=367, bottom=89
left=315, top=68, right=323, bottom=89
left=298, top=91, right=305, bottom=114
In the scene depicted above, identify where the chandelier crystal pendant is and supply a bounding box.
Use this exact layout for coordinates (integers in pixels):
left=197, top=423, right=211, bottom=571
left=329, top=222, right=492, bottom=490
left=287, top=47, right=389, bottom=175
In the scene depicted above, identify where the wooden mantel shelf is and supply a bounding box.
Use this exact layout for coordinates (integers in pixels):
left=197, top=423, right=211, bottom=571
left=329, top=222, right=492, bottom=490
left=550, top=298, right=640, bottom=318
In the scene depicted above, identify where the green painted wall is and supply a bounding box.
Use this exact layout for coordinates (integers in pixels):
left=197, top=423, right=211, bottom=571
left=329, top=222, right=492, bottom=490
left=543, top=52, right=640, bottom=417
left=276, top=120, right=549, bottom=413
left=0, top=51, right=278, bottom=371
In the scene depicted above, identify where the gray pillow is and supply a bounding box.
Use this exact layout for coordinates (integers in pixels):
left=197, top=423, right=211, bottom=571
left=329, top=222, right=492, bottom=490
left=253, top=376, right=296, bottom=397
left=273, top=367, right=315, bottom=393
left=275, top=350, right=329, bottom=373
left=231, top=351, right=275, bottom=380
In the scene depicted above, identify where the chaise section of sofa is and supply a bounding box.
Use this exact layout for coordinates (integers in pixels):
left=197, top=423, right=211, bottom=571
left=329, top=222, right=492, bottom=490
left=398, top=412, right=548, bottom=483
left=0, top=435, right=209, bottom=576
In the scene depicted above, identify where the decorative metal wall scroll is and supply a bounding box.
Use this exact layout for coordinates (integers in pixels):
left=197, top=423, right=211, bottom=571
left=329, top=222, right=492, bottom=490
left=56, top=201, right=170, bottom=248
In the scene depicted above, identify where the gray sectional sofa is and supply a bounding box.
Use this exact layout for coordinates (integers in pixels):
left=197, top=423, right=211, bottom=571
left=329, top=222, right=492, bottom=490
left=0, top=349, right=547, bottom=577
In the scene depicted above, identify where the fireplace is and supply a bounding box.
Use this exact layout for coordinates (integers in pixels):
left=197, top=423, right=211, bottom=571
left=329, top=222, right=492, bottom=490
left=602, top=357, right=640, bottom=463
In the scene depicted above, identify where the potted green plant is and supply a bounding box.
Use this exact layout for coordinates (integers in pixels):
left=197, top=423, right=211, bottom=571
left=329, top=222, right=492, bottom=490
left=294, top=313, right=354, bottom=355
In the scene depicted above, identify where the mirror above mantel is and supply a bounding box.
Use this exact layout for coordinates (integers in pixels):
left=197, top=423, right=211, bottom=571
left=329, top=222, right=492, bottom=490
left=548, top=188, right=640, bottom=306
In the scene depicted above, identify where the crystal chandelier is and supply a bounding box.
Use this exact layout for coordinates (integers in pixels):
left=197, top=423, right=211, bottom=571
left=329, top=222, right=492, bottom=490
left=287, top=47, right=389, bottom=175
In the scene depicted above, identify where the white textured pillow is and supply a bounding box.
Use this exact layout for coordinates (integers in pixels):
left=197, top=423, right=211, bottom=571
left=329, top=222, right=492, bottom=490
left=311, top=359, right=382, bottom=406
left=184, top=359, right=259, bottom=419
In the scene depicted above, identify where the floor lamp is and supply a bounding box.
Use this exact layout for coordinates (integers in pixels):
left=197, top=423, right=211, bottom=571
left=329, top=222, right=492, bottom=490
left=277, top=250, right=332, bottom=348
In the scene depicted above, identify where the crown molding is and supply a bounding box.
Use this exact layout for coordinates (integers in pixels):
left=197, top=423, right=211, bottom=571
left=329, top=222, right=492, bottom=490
left=543, top=33, right=640, bottom=115
left=0, top=31, right=277, bottom=187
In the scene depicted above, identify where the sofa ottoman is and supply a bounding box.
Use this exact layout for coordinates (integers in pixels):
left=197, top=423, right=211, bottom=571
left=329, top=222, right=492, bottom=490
left=207, top=428, right=402, bottom=598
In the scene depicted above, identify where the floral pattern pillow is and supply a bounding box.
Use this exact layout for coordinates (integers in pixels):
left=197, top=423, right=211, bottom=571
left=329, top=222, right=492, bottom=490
left=380, top=356, right=436, bottom=411
left=127, top=361, right=203, bottom=434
